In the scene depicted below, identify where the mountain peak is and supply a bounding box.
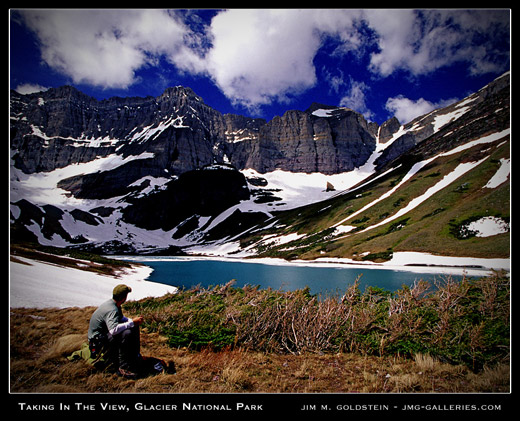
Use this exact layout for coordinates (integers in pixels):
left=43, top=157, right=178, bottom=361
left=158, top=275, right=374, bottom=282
left=306, top=102, right=341, bottom=114
left=158, top=86, right=204, bottom=103
left=27, top=85, right=94, bottom=103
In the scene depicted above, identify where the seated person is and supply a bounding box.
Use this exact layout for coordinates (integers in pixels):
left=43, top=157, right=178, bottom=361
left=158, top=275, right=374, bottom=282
left=87, top=284, right=143, bottom=378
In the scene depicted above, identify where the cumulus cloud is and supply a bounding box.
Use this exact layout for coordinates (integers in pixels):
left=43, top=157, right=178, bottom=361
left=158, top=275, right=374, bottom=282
left=20, top=9, right=205, bottom=89
left=205, top=9, right=361, bottom=110
left=365, top=9, right=510, bottom=77
left=385, top=95, right=458, bottom=124
left=17, top=9, right=509, bottom=110
left=205, top=10, right=319, bottom=109
left=14, top=83, right=50, bottom=94
left=18, top=9, right=363, bottom=109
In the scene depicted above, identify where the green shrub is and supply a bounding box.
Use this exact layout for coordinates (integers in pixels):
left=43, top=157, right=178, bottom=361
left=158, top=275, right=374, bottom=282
left=125, top=274, right=509, bottom=371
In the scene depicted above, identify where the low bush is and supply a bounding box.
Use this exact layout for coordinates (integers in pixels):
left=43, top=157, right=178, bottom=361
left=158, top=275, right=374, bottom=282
left=125, top=273, right=509, bottom=371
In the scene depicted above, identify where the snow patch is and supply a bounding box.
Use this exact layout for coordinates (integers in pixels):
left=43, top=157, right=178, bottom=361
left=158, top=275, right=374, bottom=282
left=485, top=158, right=510, bottom=188
left=386, top=252, right=509, bottom=273
left=334, top=225, right=356, bottom=234
left=312, top=108, right=341, bottom=117
left=225, top=128, right=257, bottom=143
left=261, top=232, right=306, bottom=246
left=241, top=168, right=380, bottom=211
left=441, top=129, right=509, bottom=157
left=128, top=176, right=171, bottom=197
left=29, top=125, right=120, bottom=148
left=129, top=115, right=189, bottom=143
left=466, top=217, right=509, bottom=238
left=432, top=106, right=470, bottom=132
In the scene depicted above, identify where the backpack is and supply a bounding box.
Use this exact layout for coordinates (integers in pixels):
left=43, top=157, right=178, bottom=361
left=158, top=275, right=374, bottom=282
left=67, top=342, right=115, bottom=370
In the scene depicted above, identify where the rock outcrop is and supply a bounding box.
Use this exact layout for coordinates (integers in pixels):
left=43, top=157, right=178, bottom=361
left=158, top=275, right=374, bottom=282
left=121, top=164, right=250, bottom=231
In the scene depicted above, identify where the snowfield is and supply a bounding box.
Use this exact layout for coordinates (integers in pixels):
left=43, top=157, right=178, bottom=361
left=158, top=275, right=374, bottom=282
left=10, top=151, right=155, bottom=209
left=10, top=257, right=177, bottom=309
left=309, top=252, right=509, bottom=277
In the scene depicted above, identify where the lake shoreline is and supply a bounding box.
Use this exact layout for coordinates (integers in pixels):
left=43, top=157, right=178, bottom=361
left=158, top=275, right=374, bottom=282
left=10, top=248, right=509, bottom=309
left=117, top=250, right=510, bottom=278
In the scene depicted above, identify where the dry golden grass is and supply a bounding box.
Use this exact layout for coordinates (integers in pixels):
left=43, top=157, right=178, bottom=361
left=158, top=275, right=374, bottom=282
left=10, top=306, right=509, bottom=393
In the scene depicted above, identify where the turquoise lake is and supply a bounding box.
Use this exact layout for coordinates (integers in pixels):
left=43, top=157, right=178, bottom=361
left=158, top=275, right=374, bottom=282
left=121, top=257, right=467, bottom=296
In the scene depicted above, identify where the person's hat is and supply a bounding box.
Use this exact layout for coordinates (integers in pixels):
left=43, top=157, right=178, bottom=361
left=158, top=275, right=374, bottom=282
left=113, top=284, right=132, bottom=300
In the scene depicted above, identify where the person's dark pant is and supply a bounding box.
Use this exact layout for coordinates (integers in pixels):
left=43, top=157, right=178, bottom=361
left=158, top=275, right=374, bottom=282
left=110, top=325, right=141, bottom=372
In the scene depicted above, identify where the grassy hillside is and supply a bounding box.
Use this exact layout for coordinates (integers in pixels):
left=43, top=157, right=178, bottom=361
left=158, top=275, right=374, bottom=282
left=238, top=134, right=509, bottom=262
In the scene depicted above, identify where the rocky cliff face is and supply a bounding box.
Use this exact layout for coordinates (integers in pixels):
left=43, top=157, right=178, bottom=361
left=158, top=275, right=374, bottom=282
left=10, top=85, right=223, bottom=176
left=10, top=86, right=384, bottom=178
left=221, top=103, right=381, bottom=175
left=12, top=72, right=509, bottom=185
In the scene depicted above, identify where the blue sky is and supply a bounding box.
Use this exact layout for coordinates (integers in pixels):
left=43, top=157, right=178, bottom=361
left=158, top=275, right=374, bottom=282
left=10, top=9, right=510, bottom=125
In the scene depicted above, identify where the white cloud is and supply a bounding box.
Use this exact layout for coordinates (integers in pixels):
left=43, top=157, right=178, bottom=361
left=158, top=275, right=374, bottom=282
left=339, top=79, right=374, bottom=120
left=385, top=95, right=458, bottom=124
left=205, top=9, right=361, bottom=111
left=14, top=83, right=50, bottom=94
left=364, top=9, right=419, bottom=77
left=19, top=9, right=363, bottom=109
left=324, top=68, right=347, bottom=94
left=205, top=10, right=319, bottom=109
left=365, top=9, right=510, bottom=78
left=20, top=9, right=205, bottom=89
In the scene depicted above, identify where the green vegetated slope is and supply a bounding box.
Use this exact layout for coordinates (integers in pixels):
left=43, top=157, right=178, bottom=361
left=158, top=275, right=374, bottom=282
left=238, top=132, right=510, bottom=262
